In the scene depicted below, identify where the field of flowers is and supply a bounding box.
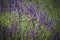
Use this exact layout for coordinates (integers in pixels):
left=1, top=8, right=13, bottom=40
left=0, top=0, right=60, bottom=40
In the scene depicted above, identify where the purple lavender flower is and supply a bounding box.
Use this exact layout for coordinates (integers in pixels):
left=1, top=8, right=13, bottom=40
left=45, top=18, right=53, bottom=31
left=47, top=18, right=53, bottom=27
left=8, top=0, right=16, bottom=12
left=36, top=11, right=48, bottom=30
left=29, top=5, right=36, bottom=15
left=37, top=10, right=44, bottom=20
left=37, top=11, right=48, bottom=28
left=15, top=2, right=19, bottom=8
left=30, top=29, right=36, bottom=38
left=22, top=3, right=29, bottom=14
left=40, top=13, right=48, bottom=24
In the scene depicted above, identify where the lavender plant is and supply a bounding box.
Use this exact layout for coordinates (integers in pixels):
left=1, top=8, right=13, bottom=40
left=0, top=0, right=59, bottom=40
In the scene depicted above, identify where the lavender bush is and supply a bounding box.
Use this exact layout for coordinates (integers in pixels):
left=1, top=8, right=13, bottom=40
left=0, top=0, right=60, bottom=40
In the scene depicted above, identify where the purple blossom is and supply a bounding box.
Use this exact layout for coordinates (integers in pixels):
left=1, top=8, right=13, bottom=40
left=36, top=11, right=48, bottom=30
left=8, top=0, right=15, bottom=12
left=22, top=4, right=29, bottom=14
left=30, top=29, right=36, bottom=38
left=45, top=18, right=53, bottom=30
left=29, top=5, right=36, bottom=15
left=37, top=11, right=48, bottom=29
left=47, top=18, right=52, bottom=27
left=39, top=13, right=48, bottom=24
left=37, top=10, right=44, bottom=20
left=15, top=2, right=19, bottom=8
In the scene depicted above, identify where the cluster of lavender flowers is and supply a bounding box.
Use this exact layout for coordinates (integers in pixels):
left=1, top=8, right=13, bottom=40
left=0, top=0, right=58, bottom=40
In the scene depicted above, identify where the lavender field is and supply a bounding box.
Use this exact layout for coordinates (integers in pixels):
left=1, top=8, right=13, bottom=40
left=0, top=0, right=60, bottom=40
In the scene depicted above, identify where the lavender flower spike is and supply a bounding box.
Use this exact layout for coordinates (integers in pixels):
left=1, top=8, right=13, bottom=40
left=39, top=13, right=48, bottom=24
